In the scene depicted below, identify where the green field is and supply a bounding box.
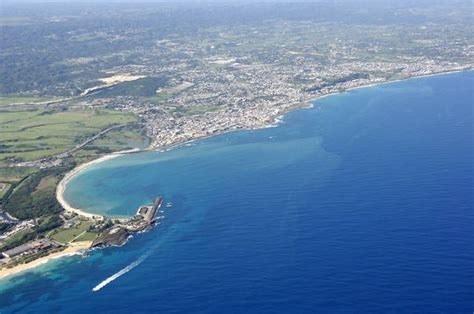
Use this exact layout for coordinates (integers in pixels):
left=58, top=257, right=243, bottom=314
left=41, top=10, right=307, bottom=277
left=92, top=77, right=168, bottom=98
left=0, top=167, right=39, bottom=187
left=0, top=95, right=60, bottom=107
left=50, top=221, right=95, bottom=244
left=141, top=93, right=170, bottom=104
left=0, top=182, right=12, bottom=199
left=173, top=105, right=220, bottom=116
left=34, top=175, right=59, bottom=194
left=73, top=231, right=98, bottom=242
left=92, top=128, right=147, bottom=149
left=71, top=127, right=147, bottom=165
left=0, top=108, right=139, bottom=162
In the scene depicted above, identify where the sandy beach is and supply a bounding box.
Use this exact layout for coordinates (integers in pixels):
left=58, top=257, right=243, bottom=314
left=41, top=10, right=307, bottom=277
left=0, top=241, right=92, bottom=280
left=56, top=149, right=139, bottom=220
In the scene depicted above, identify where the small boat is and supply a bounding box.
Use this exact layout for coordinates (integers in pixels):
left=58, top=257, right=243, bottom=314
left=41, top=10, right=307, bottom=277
left=166, top=202, right=173, bottom=208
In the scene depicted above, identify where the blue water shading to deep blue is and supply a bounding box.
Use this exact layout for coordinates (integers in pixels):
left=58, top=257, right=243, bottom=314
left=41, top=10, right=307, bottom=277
left=1, top=71, right=473, bottom=313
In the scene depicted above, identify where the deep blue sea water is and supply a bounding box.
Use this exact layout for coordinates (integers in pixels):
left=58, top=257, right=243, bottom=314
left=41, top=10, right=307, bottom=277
left=1, top=71, right=472, bottom=313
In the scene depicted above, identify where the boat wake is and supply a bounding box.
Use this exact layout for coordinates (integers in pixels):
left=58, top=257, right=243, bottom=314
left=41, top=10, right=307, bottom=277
left=92, top=251, right=151, bottom=292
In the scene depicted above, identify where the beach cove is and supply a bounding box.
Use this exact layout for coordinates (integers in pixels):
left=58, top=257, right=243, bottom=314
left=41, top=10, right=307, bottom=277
left=56, top=148, right=141, bottom=220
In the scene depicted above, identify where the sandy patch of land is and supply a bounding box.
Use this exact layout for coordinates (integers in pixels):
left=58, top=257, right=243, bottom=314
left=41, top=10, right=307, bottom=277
left=99, top=74, right=145, bottom=85
left=80, top=74, right=146, bottom=96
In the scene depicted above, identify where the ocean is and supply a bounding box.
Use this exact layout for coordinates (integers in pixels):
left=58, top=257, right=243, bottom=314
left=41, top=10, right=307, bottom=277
left=1, top=71, right=472, bottom=313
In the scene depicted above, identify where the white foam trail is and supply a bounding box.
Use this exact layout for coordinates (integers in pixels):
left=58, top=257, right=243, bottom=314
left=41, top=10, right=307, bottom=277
left=92, top=225, right=167, bottom=292
left=92, top=252, right=149, bottom=292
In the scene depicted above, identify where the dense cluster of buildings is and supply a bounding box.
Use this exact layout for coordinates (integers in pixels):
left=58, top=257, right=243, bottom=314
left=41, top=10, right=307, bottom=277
left=7, top=20, right=473, bottom=168
left=0, top=220, right=33, bottom=245
left=135, top=59, right=470, bottom=150
left=1, top=239, right=59, bottom=259
left=97, top=21, right=473, bottom=151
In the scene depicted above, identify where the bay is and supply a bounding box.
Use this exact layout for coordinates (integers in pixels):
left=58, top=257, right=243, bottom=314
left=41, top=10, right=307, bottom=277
left=1, top=71, right=472, bottom=313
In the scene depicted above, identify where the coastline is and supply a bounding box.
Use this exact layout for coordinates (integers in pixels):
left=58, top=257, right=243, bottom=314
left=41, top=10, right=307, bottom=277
left=2, top=67, right=468, bottom=284
left=56, top=148, right=140, bottom=220
left=307, top=68, right=471, bottom=103
left=0, top=241, right=92, bottom=280
left=345, top=68, right=470, bottom=93
left=55, top=67, right=472, bottom=219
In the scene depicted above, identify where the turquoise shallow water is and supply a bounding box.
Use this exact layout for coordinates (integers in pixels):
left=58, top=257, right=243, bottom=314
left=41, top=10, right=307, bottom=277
left=1, top=71, right=473, bottom=313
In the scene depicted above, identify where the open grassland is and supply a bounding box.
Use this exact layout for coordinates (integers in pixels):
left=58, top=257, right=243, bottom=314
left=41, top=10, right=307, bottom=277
left=91, top=128, right=147, bottom=149
left=0, top=167, right=38, bottom=184
left=0, top=183, right=11, bottom=199
left=34, top=175, right=59, bottom=194
left=73, top=231, right=98, bottom=242
left=179, top=105, right=221, bottom=116
left=0, top=95, right=61, bottom=108
left=71, top=126, right=147, bottom=165
left=0, top=109, right=139, bottom=163
left=50, top=221, right=95, bottom=244
left=91, top=76, right=168, bottom=98
left=141, top=93, right=170, bottom=104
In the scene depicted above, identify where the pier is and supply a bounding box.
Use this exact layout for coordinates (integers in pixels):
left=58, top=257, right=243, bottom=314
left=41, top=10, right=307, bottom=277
left=136, top=197, right=163, bottom=222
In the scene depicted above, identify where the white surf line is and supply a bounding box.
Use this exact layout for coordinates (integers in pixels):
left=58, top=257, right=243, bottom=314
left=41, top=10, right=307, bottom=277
left=92, top=252, right=151, bottom=292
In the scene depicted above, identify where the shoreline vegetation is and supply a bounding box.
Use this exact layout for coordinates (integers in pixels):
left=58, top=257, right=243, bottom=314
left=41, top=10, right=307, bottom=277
left=1, top=68, right=469, bottom=282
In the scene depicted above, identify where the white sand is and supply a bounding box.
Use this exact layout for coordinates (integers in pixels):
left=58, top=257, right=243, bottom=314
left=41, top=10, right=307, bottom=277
left=56, top=149, right=139, bottom=219
left=0, top=241, right=92, bottom=279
